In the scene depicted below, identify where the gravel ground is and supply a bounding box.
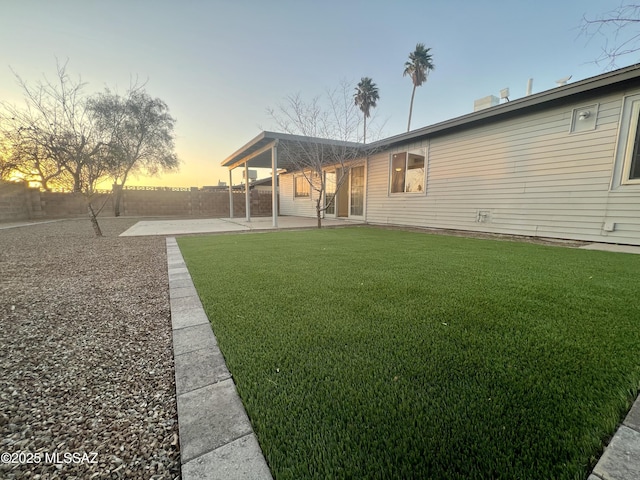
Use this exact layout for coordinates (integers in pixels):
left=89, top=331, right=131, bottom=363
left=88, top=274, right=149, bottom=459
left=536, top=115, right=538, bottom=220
left=0, top=217, right=180, bottom=479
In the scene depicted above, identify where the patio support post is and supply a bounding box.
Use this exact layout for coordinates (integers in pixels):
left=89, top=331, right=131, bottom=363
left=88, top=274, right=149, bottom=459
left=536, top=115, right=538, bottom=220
left=245, top=162, right=250, bottom=222
left=272, top=141, right=278, bottom=227
left=228, top=169, right=234, bottom=218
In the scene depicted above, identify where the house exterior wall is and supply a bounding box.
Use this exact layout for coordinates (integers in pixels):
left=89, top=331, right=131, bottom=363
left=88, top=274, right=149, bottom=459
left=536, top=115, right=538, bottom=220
left=365, top=90, right=640, bottom=245
left=279, top=173, right=319, bottom=217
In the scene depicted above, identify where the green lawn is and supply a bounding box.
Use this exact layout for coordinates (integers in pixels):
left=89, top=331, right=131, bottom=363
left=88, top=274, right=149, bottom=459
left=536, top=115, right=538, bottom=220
left=177, top=227, right=640, bottom=480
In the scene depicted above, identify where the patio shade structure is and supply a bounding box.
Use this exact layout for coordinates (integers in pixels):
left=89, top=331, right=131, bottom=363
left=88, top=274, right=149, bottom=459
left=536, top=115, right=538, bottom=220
left=220, top=131, right=362, bottom=226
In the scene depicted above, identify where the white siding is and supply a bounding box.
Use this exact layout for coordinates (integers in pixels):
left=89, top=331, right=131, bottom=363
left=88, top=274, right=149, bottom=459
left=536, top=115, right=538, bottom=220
left=279, top=173, right=317, bottom=218
left=366, top=91, right=640, bottom=245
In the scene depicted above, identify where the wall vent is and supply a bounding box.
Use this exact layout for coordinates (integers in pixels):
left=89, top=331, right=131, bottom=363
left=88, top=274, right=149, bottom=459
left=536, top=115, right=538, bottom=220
left=602, top=221, right=616, bottom=232
left=570, top=104, right=598, bottom=133
left=476, top=210, right=492, bottom=223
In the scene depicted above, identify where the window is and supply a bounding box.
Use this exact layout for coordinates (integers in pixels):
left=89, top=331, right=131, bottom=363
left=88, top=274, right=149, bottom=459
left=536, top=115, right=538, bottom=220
left=390, top=149, right=425, bottom=193
left=294, top=175, right=310, bottom=197
left=623, top=101, right=640, bottom=183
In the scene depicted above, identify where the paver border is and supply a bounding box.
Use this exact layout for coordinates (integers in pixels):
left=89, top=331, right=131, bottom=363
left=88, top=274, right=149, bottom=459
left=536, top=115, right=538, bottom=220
left=588, top=395, right=640, bottom=480
left=166, top=237, right=272, bottom=479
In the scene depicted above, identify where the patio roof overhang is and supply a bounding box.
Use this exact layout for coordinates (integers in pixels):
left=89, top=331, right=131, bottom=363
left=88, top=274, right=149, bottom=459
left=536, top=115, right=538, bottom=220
left=220, top=131, right=362, bottom=227
left=220, top=130, right=362, bottom=171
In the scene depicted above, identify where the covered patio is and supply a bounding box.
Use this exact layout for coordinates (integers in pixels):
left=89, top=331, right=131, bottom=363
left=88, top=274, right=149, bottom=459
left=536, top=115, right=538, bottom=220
left=220, top=131, right=362, bottom=227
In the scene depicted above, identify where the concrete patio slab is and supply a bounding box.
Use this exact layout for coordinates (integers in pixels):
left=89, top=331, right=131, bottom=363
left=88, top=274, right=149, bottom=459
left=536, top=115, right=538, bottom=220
left=181, top=434, right=272, bottom=480
left=122, top=216, right=363, bottom=237
left=123, top=218, right=249, bottom=236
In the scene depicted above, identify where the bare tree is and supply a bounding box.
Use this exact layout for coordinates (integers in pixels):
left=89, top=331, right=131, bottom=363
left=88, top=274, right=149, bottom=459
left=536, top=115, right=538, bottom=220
left=0, top=107, right=64, bottom=190
left=2, top=61, right=112, bottom=236
left=0, top=136, right=17, bottom=181
left=581, top=5, right=640, bottom=68
left=0, top=121, right=21, bottom=181
left=267, top=81, right=380, bottom=228
left=89, top=86, right=180, bottom=216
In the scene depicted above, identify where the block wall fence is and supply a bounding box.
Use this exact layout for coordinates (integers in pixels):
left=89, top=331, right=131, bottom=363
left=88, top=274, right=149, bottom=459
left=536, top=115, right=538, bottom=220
left=0, top=182, right=274, bottom=222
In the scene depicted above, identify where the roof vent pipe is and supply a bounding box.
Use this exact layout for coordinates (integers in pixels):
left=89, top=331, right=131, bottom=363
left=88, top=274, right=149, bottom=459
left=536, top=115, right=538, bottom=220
left=526, top=78, right=533, bottom=96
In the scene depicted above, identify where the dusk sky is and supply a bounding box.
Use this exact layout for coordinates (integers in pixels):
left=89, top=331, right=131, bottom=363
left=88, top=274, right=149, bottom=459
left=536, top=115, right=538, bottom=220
left=0, top=0, right=633, bottom=188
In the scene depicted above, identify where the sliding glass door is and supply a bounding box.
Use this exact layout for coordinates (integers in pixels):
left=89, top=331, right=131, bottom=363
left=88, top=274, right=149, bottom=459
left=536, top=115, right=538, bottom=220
left=324, top=166, right=365, bottom=218
left=325, top=171, right=336, bottom=216
left=350, top=166, right=364, bottom=217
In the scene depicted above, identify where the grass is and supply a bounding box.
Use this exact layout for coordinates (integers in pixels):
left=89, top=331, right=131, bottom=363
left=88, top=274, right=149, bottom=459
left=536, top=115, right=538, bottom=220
left=177, top=227, right=640, bottom=479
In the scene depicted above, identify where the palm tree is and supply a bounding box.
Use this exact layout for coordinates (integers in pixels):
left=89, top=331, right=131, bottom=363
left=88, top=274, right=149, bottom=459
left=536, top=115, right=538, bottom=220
left=403, top=43, right=434, bottom=132
left=354, top=77, right=379, bottom=144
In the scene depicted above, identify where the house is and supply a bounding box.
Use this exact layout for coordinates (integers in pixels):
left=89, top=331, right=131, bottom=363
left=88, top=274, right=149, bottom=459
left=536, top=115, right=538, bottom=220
left=248, top=176, right=276, bottom=193
left=221, top=63, right=640, bottom=245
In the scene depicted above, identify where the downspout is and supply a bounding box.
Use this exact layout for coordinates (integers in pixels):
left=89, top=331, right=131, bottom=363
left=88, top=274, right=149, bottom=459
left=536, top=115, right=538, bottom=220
left=272, top=140, right=279, bottom=227
left=425, top=139, right=431, bottom=195
left=364, top=153, right=369, bottom=223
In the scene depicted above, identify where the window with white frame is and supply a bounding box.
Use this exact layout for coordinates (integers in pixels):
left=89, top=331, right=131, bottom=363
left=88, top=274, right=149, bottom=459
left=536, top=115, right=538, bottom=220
left=294, top=175, right=310, bottom=197
left=623, top=100, right=640, bottom=183
left=390, top=149, right=426, bottom=193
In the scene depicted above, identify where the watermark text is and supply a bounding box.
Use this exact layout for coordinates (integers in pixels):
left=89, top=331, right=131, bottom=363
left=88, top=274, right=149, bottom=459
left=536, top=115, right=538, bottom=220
left=1, top=451, right=98, bottom=465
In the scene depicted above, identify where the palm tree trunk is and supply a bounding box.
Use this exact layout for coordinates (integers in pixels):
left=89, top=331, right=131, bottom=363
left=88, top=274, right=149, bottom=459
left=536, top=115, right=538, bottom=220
left=407, top=84, right=417, bottom=132
left=363, top=115, right=367, bottom=144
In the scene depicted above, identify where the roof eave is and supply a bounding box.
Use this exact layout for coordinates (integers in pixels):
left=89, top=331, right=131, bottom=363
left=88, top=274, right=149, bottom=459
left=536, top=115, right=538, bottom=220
left=221, top=131, right=363, bottom=169
left=370, top=62, right=640, bottom=149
